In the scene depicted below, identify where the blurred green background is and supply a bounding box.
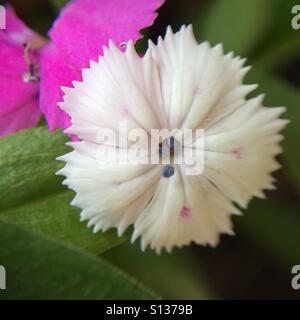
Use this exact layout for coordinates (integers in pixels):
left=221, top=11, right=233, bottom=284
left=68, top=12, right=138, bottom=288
left=0, top=0, right=300, bottom=299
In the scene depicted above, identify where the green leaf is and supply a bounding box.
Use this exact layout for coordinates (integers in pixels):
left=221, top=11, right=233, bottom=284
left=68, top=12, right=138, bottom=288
left=252, top=0, right=300, bottom=71
left=254, top=34, right=300, bottom=72
left=104, top=242, right=217, bottom=299
left=0, top=221, right=158, bottom=299
left=0, top=191, right=124, bottom=254
left=0, top=127, right=124, bottom=254
left=0, top=127, right=68, bottom=211
left=262, top=0, right=300, bottom=41
left=237, top=197, right=300, bottom=267
left=246, top=70, right=300, bottom=189
left=200, top=0, right=274, bottom=56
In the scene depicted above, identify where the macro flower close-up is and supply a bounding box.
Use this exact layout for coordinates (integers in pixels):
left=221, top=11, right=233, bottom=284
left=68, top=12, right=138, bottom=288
left=58, top=25, right=287, bottom=253
left=0, top=0, right=300, bottom=302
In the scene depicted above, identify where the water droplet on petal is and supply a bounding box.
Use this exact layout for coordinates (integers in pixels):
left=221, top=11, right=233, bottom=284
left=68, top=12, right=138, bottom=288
left=119, top=42, right=127, bottom=50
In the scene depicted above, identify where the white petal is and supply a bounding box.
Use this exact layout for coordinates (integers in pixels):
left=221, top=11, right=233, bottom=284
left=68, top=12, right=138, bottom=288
left=202, top=96, right=287, bottom=207
left=132, top=167, right=185, bottom=253
left=150, top=25, right=254, bottom=130
left=60, top=41, right=168, bottom=143
left=58, top=141, right=161, bottom=233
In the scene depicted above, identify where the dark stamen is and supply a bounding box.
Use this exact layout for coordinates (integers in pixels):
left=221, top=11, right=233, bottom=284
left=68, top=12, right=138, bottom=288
left=158, top=141, right=163, bottom=156
left=29, top=63, right=35, bottom=76
left=162, top=165, right=175, bottom=178
left=159, top=136, right=176, bottom=159
left=169, top=136, right=175, bottom=151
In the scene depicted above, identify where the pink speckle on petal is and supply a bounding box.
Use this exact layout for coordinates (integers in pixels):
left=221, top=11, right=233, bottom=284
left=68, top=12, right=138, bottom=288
left=232, top=148, right=242, bottom=159
left=113, top=180, right=122, bottom=186
left=193, top=87, right=201, bottom=96
left=181, top=206, right=191, bottom=219
left=120, top=105, right=129, bottom=117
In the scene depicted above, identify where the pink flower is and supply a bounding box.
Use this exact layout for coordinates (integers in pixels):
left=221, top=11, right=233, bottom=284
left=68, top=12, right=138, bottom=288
left=0, top=5, right=42, bottom=136
left=0, top=0, right=165, bottom=137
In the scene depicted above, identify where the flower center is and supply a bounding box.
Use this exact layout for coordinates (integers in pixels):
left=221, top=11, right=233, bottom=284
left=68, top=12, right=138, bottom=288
left=162, top=164, right=175, bottom=178
left=158, top=136, right=179, bottom=162
left=159, top=136, right=180, bottom=178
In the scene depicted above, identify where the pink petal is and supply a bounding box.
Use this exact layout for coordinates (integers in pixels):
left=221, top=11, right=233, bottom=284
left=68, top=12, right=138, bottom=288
left=0, top=32, right=27, bottom=78
left=0, top=5, right=40, bottom=137
left=49, top=0, right=165, bottom=70
left=5, top=4, right=40, bottom=45
left=0, top=75, right=38, bottom=114
left=39, top=44, right=82, bottom=131
left=0, top=98, right=40, bottom=137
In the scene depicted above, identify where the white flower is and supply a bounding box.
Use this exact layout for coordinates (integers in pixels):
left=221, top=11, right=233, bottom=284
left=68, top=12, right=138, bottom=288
left=57, top=25, right=288, bottom=253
